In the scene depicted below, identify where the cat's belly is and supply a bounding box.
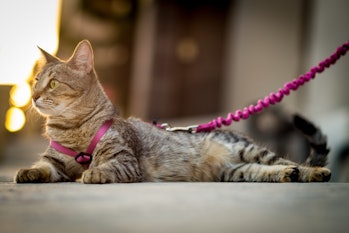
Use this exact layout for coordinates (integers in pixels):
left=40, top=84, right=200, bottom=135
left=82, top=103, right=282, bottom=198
left=138, top=140, right=232, bottom=182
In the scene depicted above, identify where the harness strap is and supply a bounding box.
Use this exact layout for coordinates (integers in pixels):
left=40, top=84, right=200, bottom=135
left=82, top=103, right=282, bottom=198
left=50, top=119, right=114, bottom=164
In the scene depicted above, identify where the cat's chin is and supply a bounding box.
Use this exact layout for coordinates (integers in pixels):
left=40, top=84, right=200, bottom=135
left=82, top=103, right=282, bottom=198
left=33, top=104, right=53, bottom=117
left=35, top=105, right=76, bottom=119
left=34, top=108, right=51, bottom=117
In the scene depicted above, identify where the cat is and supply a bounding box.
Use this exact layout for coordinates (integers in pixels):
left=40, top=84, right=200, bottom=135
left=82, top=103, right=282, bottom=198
left=15, top=40, right=331, bottom=183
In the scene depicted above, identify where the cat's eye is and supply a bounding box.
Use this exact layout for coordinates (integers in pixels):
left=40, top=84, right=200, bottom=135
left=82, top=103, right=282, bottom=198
left=49, top=79, right=59, bottom=89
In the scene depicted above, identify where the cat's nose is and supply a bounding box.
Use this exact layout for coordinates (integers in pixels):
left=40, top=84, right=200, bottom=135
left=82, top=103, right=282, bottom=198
left=32, top=95, right=40, bottom=102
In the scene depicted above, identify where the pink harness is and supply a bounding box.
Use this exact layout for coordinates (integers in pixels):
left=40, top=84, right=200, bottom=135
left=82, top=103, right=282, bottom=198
left=50, top=119, right=114, bottom=164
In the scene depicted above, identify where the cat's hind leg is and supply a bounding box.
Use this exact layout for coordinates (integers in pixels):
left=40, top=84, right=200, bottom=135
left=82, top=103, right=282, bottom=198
left=220, top=163, right=300, bottom=182
left=219, top=163, right=331, bottom=182
left=249, top=150, right=332, bottom=182
left=261, top=156, right=331, bottom=182
left=297, top=166, right=331, bottom=182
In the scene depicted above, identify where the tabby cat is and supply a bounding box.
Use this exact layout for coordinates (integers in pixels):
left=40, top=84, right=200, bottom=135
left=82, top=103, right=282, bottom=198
left=15, top=40, right=331, bottom=183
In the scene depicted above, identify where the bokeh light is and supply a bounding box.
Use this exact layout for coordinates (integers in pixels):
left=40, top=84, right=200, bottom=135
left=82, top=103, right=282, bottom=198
left=5, top=107, right=26, bottom=132
left=9, top=82, right=32, bottom=107
left=0, top=0, right=61, bottom=132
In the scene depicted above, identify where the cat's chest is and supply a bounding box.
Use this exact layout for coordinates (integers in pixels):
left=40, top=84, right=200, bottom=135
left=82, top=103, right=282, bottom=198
left=49, top=128, right=96, bottom=151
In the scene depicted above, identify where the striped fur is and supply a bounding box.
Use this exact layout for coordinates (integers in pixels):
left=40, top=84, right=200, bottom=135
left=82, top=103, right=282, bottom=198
left=15, top=40, right=331, bottom=184
left=293, top=114, right=329, bottom=167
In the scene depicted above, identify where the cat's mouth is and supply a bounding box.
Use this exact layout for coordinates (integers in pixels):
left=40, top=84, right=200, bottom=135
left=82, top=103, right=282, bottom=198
left=33, top=98, right=75, bottom=118
left=33, top=104, right=47, bottom=115
left=32, top=98, right=54, bottom=116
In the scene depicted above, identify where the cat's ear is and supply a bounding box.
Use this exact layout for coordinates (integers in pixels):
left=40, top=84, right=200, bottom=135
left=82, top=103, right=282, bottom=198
left=38, top=46, right=60, bottom=64
left=67, top=40, right=94, bottom=73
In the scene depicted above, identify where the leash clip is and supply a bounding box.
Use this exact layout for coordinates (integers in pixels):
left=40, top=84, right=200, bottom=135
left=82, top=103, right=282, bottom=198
left=160, top=123, right=198, bottom=133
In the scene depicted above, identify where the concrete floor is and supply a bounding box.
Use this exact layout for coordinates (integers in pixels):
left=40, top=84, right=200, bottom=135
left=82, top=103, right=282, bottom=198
left=1, top=181, right=349, bottom=233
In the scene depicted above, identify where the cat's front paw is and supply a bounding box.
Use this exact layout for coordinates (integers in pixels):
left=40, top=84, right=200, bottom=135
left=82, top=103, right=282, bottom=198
left=15, top=168, right=50, bottom=183
left=82, top=168, right=112, bottom=184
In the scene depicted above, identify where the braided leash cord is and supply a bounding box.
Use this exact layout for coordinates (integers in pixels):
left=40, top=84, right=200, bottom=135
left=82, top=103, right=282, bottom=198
left=195, top=40, right=349, bottom=133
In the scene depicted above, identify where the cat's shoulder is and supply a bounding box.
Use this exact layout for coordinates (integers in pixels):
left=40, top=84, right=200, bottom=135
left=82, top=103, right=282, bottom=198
left=126, top=117, right=162, bottom=133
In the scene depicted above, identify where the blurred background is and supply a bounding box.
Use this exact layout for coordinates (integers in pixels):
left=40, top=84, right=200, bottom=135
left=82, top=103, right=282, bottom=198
left=0, top=0, right=348, bottom=181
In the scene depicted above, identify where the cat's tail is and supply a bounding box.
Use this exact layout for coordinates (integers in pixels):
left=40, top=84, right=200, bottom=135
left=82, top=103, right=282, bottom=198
left=293, top=114, right=330, bottom=167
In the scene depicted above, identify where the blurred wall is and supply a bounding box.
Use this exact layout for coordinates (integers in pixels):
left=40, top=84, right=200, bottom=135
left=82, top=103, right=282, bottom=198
left=222, top=0, right=304, bottom=113
left=304, top=0, right=349, bottom=116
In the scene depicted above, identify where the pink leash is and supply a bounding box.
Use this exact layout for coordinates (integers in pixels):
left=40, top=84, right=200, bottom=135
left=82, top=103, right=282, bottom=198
left=157, top=40, right=349, bottom=133
left=50, top=119, right=114, bottom=164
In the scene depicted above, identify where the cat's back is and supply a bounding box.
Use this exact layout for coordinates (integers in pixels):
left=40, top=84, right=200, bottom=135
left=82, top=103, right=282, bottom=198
left=127, top=117, right=204, bottom=153
left=127, top=118, right=244, bottom=181
left=127, top=117, right=246, bottom=154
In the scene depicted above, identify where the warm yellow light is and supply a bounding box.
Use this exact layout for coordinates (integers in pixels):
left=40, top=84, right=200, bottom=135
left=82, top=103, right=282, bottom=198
left=0, top=0, right=61, bottom=133
left=10, top=82, right=32, bottom=107
left=0, top=0, right=62, bottom=85
left=5, top=107, right=26, bottom=132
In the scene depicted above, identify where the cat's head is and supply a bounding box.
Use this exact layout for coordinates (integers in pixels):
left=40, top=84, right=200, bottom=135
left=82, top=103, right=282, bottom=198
left=32, top=40, right=103, bottom=118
